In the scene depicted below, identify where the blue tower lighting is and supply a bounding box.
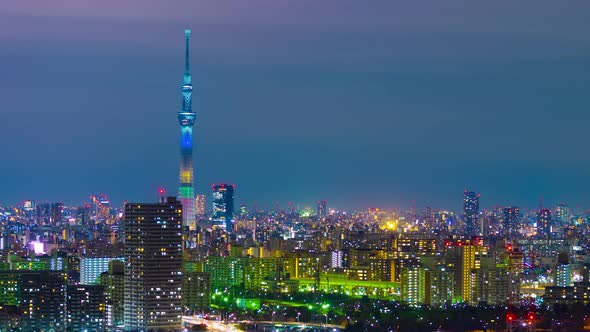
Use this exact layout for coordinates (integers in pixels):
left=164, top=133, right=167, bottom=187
left=178, top=29, right=196, bottom=230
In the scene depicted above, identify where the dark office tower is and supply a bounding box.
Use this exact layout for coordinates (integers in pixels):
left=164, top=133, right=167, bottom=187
left=76, top=205, right=91, bottom=226
left=537, top=208, right=552, bottom=239
left=101, top=260, right=125, bottom=327
left=503, top=206, right=520, bottom=235
left=124, top=197, right=183, bottom=332
left=463, top=190, right=480, bottom=236
left=212, top=184, right=235, bottom=232
left=37, top=202, right=51, bottom=225
left=317, top=200, right=327, bottom=218
left=51, top=202, right=64, bottom=225
left=66, top=285, right=105, bottom=332
left=178, top=29, right=197, bottom=230
left=424, top=206, right=433, bottom=220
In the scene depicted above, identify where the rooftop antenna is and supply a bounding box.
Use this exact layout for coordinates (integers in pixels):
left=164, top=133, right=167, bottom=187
left=158, top=188, right=165, bottom=203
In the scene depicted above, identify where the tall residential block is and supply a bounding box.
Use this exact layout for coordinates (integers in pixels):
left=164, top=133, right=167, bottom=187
left=80, top=256, right=124, bottom=285
left=101, top=260, right=125, bottom=327
left=212, top=184, right=235, bottom=232
left=537, top=208, right=552, bottom=238
left=0, top=271, right=67, bottom=331
left=124, top=197, right=183, bottom=331
left=66, top=284, right=105, bottom=332
left=463, top=190, right=480, bottom=236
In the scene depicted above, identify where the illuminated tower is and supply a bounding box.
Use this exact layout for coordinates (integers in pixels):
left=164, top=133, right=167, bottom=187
left=212, top=184, right=235, bottom=232
left=463, top=190, right=480, bottom=236
left=178, top=29, right=197, bottom=230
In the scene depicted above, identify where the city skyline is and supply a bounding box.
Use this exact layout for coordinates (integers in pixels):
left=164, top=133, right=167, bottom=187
left=1, top=1, right=590, bottom=210
left=2, top=2, right=590, bottom=331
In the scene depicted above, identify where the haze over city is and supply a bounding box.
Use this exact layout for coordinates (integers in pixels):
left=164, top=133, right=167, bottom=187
left=1, top=0, right=590, bottom=210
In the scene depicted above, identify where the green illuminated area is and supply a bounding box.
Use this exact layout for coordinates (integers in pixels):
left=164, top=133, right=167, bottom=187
left=297, top=277, right=401, bottom=299
left=205, top=287, right=530, bottom=332
left=13, top=261, right=48, bottom=271
left=179, top=186, right=194, bottom=198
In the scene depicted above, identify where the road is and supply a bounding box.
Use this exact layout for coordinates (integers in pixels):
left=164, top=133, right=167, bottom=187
left=183, top=316, right=240, bottom=331
left=183, top=316, right=342, bottom=331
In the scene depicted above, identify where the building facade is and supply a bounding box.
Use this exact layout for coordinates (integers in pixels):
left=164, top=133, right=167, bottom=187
left=124, top=197, right=184, bottom=331
left=66, top=284, right=105, bottom=332
left=212, top=184, right=235, bottom=232
left=463, top=190, right=480, bottom=236
left=80, top=256, right=124, bottom=285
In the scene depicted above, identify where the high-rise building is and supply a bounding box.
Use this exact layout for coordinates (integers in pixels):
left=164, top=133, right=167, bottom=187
left=401, top=266, right=426, bottom=305
left=369, top=258, right=395, bottom=282
left=475, top=257, right=510, bottom=305
left=76, top=205, right=92, bottom=226
left=556, top=263, right=572, bottom=287
left=537, top=208, right=552, bottom=238
left=204, top=256, right=246, bottom=291
left=0, top=271, right=67, bottom=331
left=463, top=190, right=480, bottom=236
left=195, top=194, right=206, bottom=216
left=244, top=258, right=279, bottom=290
left=91, top=194, right=112, bottom=224
left=331, top=250, right=343, bottom=269
left=101, top=260, right=125, bottom=328
left=124, top=197, right=183, bottom=331
left=502, top=206, right=520, bottom=234
left=183, top=272, right=211, bottom=313
left=66, top=285, right=105, bottom=332
left=426, top=267, right=454, bottom=306
left=178, top=29, right=197, bottom=230
left=23, top=200, right=36, bottom=220
left=317, top=200, right=327, bottom=218
left=447, top=241, right=486, bottom=305
left=555, top=203, right=570, bottom=225
left=80, top=257, right=124, bottom=285
left=212, top=184, right=235, bottom=232
left=51, top=202, right=64, bottom=225
left=36, top=202, right=51, bottom=225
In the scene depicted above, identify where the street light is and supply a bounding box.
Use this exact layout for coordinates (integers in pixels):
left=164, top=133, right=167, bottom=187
left=297, top=312, right=301, bottom=323
left=324, top=314, right=328, bottom=326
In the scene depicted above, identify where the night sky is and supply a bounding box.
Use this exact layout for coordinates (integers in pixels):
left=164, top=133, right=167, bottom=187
left=1, top=1, right=589, bottom=211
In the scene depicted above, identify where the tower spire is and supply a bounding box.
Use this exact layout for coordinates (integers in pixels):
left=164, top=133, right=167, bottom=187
left=178, top=29, right=196, bottom=230
left=184, top=29, right=191, bottom=85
